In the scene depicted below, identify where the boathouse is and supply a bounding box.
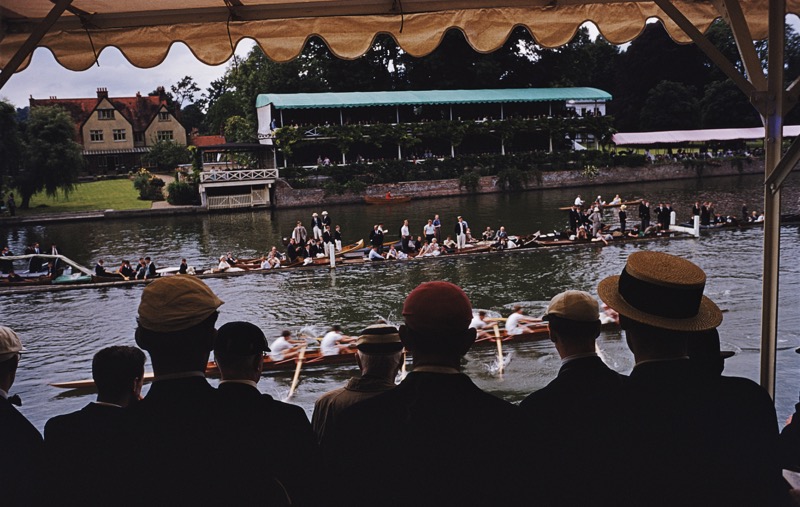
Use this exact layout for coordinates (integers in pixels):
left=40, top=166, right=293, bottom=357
left=256, top=88, right=612, bottom=167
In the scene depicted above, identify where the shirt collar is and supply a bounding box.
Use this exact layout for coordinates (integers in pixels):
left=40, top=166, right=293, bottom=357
left=560, top=352, right=598, bottom=367
left=219, top=379, right=258, bottom=389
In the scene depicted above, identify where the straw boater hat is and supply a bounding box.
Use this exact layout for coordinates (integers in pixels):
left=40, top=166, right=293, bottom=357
left=312, top=212, right=318, bottom=217
left=620, top=205, right=627, bottom=210
left=322, top=211, right=328, bottom=215
left=597, top=251, right=722, bottom=332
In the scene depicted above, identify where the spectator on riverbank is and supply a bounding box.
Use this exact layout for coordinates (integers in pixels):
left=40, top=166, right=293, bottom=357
left=43, top=346, right=145, bottom=502
left=321, top=281, right=531, bottom=507
left=598, top=251, right=787, bottom=505
left=312, top=322, right=404, bottom=444
left=0, top=326, right=42, bottom=506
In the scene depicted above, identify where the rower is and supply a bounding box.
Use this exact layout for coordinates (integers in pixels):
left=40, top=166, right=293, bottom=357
left=505, top=305, right=543, bottom=335
left=320, top=325, right=356, bottom=356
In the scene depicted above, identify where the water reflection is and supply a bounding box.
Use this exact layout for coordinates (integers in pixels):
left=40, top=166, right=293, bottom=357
left=2, top=173, right=800, bottom=431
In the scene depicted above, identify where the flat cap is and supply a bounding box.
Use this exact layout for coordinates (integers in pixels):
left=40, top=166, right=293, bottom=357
left=138, top=276, right=223, bottom=333
left=0, top=326, right=25, bottom=362
left=543, top=291, right=599, bottom=323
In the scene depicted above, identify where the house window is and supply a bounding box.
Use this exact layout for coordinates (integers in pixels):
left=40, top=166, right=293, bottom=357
left=158, top=111, right=170, bottom=121
left=134, top=132, right=145, bottom=143
left=90, top=130, right=104, bottom=142
left=156, top=130, right=174, bottom=141
left=98, top=109, right=114, bottom=120
left=113, top=129, right=126, bottom=141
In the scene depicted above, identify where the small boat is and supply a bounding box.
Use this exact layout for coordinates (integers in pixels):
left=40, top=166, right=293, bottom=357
left=364, top=195, right=412, bottom=204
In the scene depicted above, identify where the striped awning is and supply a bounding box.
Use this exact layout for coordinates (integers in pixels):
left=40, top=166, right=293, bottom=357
left=82, top=147, right=150, bottom=156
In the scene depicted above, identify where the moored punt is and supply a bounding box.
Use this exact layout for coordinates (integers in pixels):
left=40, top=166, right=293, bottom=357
left=364, top=195, right=412, bottom=204
left=678, top=213, right=800, bottom=231
left=534, top=229, right=693, bottom=248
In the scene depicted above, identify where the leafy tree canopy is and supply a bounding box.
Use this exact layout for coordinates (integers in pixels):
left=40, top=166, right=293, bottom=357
left=16, top=105, right=84, bottom=208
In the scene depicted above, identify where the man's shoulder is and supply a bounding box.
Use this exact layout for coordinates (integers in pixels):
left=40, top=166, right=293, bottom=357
left=0, top=399, right=42, bottom=443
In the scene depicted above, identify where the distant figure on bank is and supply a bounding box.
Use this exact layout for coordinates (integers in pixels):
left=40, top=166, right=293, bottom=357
left=213, top=321, right=320, bottom=506
left=7, top=193, right=15, bottom=216
left=44, top=346, right=146, bottom=502
left=519, top=291, right=626, bottom=505
left=312, top=323, right=404, bottom=443
left=320, top=325, right=356, bottom=356
left=321, top=281, right=531, bottom=507
left=0, top=326, right=42, bottom=506
left=598, top=251, right=787, bottom=505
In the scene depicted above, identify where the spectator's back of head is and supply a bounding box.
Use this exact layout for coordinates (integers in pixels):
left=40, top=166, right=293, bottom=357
left=598, top=251, right=722, bottom=360
left=400, top=281, right=476, bottom=358
left=543, top=290, right=601, bottom=344
left=135, top=276, right=223, bottom=373
left=214, top=321, right=269, bottom=381
left=0, top=326, right=24, bottom=390
left=92, top=346, right=146, bottom=405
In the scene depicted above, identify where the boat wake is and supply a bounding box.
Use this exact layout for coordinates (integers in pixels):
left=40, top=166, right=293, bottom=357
left=486, top=351, right=513, bottom=375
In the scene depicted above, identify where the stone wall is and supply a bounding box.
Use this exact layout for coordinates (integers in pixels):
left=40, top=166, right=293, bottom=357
left=273, top=160, right=768, bottom=209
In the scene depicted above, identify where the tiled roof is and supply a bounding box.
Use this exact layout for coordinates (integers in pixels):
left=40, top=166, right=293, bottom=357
left=30, top=93, right=168, bottom=138
left=190, top=135, right=226, bottom=147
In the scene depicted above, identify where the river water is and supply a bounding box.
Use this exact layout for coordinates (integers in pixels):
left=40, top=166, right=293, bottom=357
left=3, top=172, right=800, bottom=432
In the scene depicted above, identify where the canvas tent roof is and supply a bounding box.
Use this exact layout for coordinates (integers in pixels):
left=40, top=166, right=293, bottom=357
left=613, top=126, right=800, bottom=145
left=256, top=88, right=611, bottom=110
left=1, top=1, right=798, bottom=74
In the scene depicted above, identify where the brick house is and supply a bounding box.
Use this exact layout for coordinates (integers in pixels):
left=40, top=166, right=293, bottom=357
left=29, top=87, right=187, bottom=175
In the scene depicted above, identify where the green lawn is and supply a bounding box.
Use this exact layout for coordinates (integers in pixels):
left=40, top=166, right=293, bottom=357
left=20, top=179, right=152, bottom=214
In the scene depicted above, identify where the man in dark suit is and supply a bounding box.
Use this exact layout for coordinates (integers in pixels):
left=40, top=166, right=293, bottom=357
left=28, top=242, right=43, bottom=272
left=322, top=281, right=533, bottom=507
left=144, top=256, right=157, bottom=279
left=43, top=346, right=146, bottom=502
left=638, top=200, right=651, bottom=230
left=598, top=251, right=787, bottom=506
left=120, top=276, right=225, bottom=506
left=322, top=225, right=334, bottom=257
left=213, top=321, right=320, bottom=506
left=0, top=326, right=43, bottom=507
left=520, top=290, right=626, bottom=505
left=568, top=205, right=581, bottom=233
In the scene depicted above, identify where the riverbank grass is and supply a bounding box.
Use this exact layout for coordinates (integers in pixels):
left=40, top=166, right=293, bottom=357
left=22, top=179, right=151, bottom=214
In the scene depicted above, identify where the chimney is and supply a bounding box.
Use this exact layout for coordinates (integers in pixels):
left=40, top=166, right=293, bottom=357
left=97, top=87, right=108, bottom=99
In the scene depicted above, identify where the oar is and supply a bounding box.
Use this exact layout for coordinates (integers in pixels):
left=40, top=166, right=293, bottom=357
left=285, top=346, right=307, bottom=401
left=494, top=324, right=504, bottom=375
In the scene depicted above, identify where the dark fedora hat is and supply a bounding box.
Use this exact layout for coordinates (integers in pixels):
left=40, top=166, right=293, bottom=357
left=598, top=251, right=722, bottom=332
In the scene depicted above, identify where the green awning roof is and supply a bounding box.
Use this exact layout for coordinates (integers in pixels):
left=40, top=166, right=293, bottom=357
left=256, top=88, right=611, bottom=109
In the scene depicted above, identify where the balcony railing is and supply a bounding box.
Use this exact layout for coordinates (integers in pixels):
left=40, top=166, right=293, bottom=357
left=200, top=168, right=279, bottom=183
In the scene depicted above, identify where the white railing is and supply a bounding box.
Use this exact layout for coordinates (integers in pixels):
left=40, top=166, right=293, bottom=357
left=207, top=194, right=253, bottom=209
left=200, top=168, right=279, bottom=183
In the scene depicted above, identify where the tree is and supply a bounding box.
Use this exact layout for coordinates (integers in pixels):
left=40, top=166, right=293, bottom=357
left=639, top=81, right=700, bottom=131
left=171, top=76, right=202, bottom=111
left=143, top=140, right=190, bottom=172
left=701, top=80, right=760, bottom=129
left=613, top=22, right=709, bottom=131
left=0, top=100, right=22, bottom=192
left=15, top=106, right=84, bottom=209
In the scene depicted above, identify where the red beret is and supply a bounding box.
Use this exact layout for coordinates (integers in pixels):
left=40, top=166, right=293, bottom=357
left=402, top=281, right=472, bottom=334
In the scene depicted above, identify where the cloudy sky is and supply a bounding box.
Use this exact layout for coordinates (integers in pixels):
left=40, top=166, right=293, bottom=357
left=1, top=40, right=257, bottom=109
